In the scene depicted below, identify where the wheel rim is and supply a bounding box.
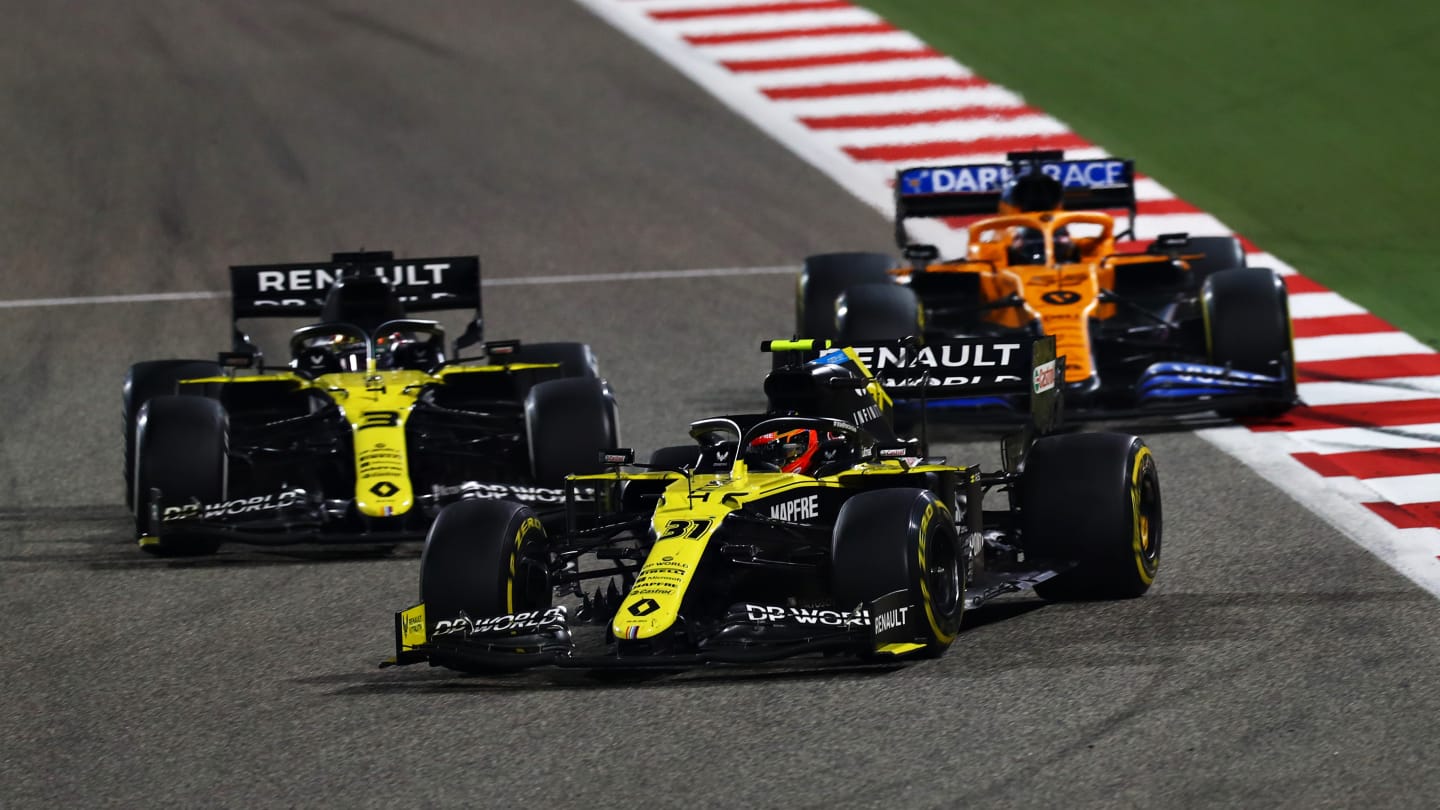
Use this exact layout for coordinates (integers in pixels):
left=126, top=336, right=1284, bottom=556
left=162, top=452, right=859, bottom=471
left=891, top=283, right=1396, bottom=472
left=1135, top=465, right=1161, bottom=571
left=926, top=528, right=961, bottom=618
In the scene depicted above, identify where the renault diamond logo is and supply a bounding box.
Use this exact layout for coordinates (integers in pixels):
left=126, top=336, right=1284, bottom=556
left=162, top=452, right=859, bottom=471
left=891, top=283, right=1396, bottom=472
left=628, top=598, right=660, bottom=616
left=370, top=480, right=400, bottom=498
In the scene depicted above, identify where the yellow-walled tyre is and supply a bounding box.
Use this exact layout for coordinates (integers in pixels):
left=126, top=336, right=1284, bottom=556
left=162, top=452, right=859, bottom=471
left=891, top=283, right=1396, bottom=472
left=1019, top=433, right=1161, bottom=601
left=420, top=499, right=552, bottom=626
left=832, top=488, right=964, bottom=658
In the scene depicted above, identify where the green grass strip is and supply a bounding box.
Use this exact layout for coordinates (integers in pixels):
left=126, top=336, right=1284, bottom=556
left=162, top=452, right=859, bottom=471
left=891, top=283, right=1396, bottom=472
left=859, top=0, right=1440, bottom=347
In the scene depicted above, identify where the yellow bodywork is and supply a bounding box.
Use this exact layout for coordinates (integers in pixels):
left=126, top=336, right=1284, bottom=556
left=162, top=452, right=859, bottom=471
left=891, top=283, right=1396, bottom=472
left=578, top=458, right=960, bottom=643
left=181, top=361, right=559, bottom=518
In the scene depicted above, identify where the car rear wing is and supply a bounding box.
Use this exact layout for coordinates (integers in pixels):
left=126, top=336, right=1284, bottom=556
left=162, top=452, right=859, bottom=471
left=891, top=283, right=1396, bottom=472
left=893, top=151, right=1136, bottom=246
left=225, top=251, right=484, bottom=362
left=229, top=252, right=482, bottom=319
left=762, top=336, right=1064, bottom=456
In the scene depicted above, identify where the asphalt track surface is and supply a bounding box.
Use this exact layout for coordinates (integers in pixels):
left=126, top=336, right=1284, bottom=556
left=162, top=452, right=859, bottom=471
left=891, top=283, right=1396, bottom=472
left=3, top=2, right=1440, bottom=807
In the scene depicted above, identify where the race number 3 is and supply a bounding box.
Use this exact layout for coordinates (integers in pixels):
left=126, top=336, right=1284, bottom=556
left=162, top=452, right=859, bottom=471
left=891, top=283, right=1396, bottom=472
left=359, top=410, right=400, bottom=430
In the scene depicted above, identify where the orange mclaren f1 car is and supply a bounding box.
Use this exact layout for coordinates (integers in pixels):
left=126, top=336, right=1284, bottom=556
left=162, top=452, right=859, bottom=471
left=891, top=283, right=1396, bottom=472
left=796, top=151, right=1297, bottom=419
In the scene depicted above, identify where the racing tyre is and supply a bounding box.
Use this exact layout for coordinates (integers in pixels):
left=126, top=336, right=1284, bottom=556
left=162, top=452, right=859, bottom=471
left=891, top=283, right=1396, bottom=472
left=525, top=377, right=619, bottom=487
left=504, top=342, right=600, bottom=379
left=123, top=359, right=222, bottom=510
left=420, top=499, right=552, bottom=625
left=797, top=252, right=895, bottom=340
left=1019, top=432, right=1161, bottom=601
left=134, top=395, right=228, bottom=556
left=837, top=283, right=923, bottom=344
left=1180, top=236, right=1246, bottom=287
left=1204, top=267, right=1296, bottom=416
left=832, top=488, right=963, bottom=658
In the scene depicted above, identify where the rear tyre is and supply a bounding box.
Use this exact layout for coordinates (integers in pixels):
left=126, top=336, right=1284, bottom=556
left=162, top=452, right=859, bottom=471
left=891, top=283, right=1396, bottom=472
left=797, top=252, right=895, bottom=340
left=1204, top=267, right=1296, bottom=416
left=1152, top=235, right=1246, bottom=288
left=525, top=377, right=619, bottom=486
left=504, top=342, right=600, bottom=379
left=832, top=488, right=963, bottom=658
left=123, top=360, right=222, bottom=510
left=1019, top=433, right=1161, bottom=601
left=837, top=282, right=923, bottom=344
left=419, top=499, right=552, bottom=625
left=134, top=395, right=228, bottom=557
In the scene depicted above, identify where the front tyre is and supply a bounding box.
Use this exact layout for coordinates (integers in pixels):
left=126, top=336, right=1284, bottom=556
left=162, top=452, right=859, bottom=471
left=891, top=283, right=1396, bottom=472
left=1204, top=267, right=1296, bottom=417
left=123, top=359, right=222, bottom=510
left=134, top=395, right=228, bottom=557
left=1020, top=433, right=1161, bottom=600
left=832, top=488, right=964, bottom=658
left=420, top=499, right=553, bottom=624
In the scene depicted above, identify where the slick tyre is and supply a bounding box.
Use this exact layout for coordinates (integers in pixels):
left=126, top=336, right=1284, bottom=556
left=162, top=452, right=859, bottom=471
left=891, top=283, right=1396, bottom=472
left=1020, top=433, right=1161, bottom=601
left=797, top=252, right=895, bottom=340
left=123, top=359, right=222, bottom=510
left=420, top=499, right=553, bottom=626
left=1163, top=236, right=1246, bottom=288
left=504, top=342, right=600, bottom=379
left=832, top=488, right=964, bottom=658
left=525, top=377, right=619, bottom=487
left=1203, top=267, right=1296, bottom=416
left=837, top=283, right=923, bottom=344
left=134, top=395, right=228, bottom=557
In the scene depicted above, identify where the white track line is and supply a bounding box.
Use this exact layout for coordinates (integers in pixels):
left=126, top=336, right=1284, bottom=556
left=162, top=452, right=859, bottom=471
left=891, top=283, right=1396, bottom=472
left=698, top=33, right=924, bottom=61
left=656, top=8, right=880, bottom=37
left=814, top=114, right=1069, bottom=148
left=1295, top=332, right=1434, bottom=363
left=1298, top=377, right=1440, bottom=407
left=774, top=85, right=1026, bottom=117
left=1286, top=424, right=1440, bottom=453
left=0, top=265, right=800, bottom=310
left=1289, top=292, right=1370, bottom=319
left=738, top=58, right=969, bottom=89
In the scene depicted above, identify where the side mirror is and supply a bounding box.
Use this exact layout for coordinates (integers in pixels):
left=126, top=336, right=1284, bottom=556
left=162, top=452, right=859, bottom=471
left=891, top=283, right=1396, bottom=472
left=600, top=448, right=635, bottom=467
left=904, top=243, right=940, bottom=269
left=453, top=318, right=484, bottom=356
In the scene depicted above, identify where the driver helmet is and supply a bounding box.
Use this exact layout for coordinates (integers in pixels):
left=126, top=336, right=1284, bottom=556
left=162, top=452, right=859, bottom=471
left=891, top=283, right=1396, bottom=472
left=374, top=328, right=437, bottom=371
left=999, top=170, right=1064, bottom=213
left=294, top=331, right=368, bottom=374
left=747, top=429, right=821, bottom=474
left=1007, top=226, right=1079, bottom=266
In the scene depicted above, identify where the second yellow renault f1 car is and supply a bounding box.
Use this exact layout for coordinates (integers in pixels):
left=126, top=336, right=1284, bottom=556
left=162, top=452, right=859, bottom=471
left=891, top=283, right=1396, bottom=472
left=123, top=251, right=619, bottom=556
left=385, top=335, right=1162, bottom=672
left=796, top=150, right=1297, bottom=420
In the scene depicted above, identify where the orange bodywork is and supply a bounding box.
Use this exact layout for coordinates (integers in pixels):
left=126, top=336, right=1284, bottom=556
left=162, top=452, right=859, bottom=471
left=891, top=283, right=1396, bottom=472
left=891, top=211, right=1182, bottom=383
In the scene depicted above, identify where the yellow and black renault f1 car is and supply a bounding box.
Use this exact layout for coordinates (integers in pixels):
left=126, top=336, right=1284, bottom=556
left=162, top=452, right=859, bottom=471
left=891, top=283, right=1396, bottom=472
left=796, top=150, right=1297, bottom=420
left=384, top=335, right=1162, bottom=672
left=123, top=251, right=619, bottom=556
